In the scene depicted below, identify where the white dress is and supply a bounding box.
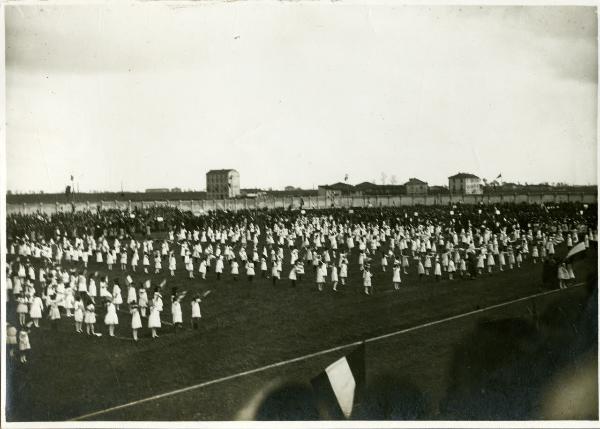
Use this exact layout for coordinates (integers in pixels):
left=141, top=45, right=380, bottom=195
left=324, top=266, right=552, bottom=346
left=148, top=307, right=161, bottom=328
left=172, top=301, right=183, bottom=324
left=104, top=303, right=119, bottom=325
left=127, top=287, right=137, bottom=304
left=74, top=301, right=85, bottom=323
left=131, top=308, right=142, bottom=329
left=392, top=267, right=401, bottom=283
left=113, top=285, right=123, bottom=305
left=29, top=296, right=44, bottom=319
left=191, top=300, right=201, bottom=318
left=84, top=305, right=96, bottom=324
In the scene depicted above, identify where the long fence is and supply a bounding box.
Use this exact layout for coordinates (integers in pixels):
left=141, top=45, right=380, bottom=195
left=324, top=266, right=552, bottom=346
left=5, top=192, right=597, bottom=216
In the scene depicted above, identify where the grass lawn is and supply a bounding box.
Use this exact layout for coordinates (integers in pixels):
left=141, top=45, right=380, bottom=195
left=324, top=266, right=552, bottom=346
left=5, top=243, right=597, bottom=421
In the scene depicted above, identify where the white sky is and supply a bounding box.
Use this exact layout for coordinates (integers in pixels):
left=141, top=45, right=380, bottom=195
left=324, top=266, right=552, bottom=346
left=5, top=3, right=598, bottom=192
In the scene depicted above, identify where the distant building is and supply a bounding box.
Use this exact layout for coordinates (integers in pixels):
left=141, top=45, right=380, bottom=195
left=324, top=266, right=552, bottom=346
left=284, top=186, right=297, bottom=191
left=354, top=182, right=405, bottom=196
left=448, top=173, right=482, bottom=195
left=318, top=182, right=355, bottom=198
left=428, top=185, right=450, bottom=195
left=206, top=169, right=240, bottom=199
left=170, top=187, right=182, bottom=192
left=145, top=188, right=170, bottom=193
left=404, top=178, right=428, bottom=195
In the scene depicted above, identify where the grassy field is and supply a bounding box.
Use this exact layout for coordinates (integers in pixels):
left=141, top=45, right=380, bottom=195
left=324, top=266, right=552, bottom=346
left=5, top=243, right=597, bottom=421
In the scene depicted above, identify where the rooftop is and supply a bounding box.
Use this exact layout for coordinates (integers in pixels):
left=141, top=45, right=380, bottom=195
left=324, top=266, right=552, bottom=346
left=405, top=178, right=428, bottom=185
left=207, top=169, right=238, bottom=175
left=448, top=172, right=479, bottom=179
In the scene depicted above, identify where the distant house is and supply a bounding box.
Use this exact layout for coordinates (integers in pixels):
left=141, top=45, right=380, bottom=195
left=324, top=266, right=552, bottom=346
left=448, top=173, right=482, bottom=195
left=318, top=182, right=355, bottom=198
left=428, top=185, right=450, bottom=195
left=170, top=187, right=182, bottom=192
left=284, top=186, right=297, bottom=191
left=354, top=182, right=405, bottom=196
left=404, top=178, right=428, bottom=195
left=206, top=169, right=240, bottom=199
left=145, top=188, right=170, bottom=193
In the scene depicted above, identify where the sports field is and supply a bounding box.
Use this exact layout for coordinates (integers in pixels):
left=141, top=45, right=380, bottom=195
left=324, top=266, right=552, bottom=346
left=5, top=243, right=597, bottom=421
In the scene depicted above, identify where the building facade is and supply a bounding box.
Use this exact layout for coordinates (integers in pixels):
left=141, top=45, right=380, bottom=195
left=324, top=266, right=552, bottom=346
left=206, top=169, right=240, bottom=199
left=404, top=178, right=428, bottom=195
left=318, top=182, right=355, bottom=198
left=448, top=173, right=482, bottom=195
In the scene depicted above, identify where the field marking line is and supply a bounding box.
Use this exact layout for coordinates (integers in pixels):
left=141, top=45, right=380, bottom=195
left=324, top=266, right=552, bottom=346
left=71, top=283, right=586, bottom=421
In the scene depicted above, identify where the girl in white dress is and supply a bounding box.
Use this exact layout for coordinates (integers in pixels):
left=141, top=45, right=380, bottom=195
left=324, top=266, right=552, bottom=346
left=64, top=287, right=75, bottom=317
left=246, top=261, right=255, bottom=282
left=104, top=300, right=119, bottom=337
left=424, top=255, right=432, bottom=276
left=459, top=258, right=467, bottom=278
left=486, top=253, right=495, bottom=273
left=271, top=262, right=280, bottom=285
left=558, top=263, right=569, bottom=289
left=18, top=329, right=31, bottom=364
left=143, top=253, right=150, bottom=273
left=48, top=295, right=61, bottom=330
left=447, top=259, right=456, bottom=280
left=315, top=262, right=325, bottom=292
left=154, top=251, right=162, bottom=274
left=340, top=258, right=348, bottom=286
left=531, top=245, right=539, bottom=264
left=363, top=268, right=373, bottom=295
left=330, top=264, right=339, bottom=291
left=84, top=303, right=96, bottom=335
left=127, top=284, right=137, bottom=306
left=74, top=295, right=84, bottom=333
left=112, top=281, right=123, bottom=311
left=169, top=253, right=177, bottom=277
left=392, top=263, right=401, bottom=290
left=476, top=253, right=485, bottom=275
left=191, top=295, right=202, bottom=329
left=138, top=287, right=149, bottom=317
left=107, top=251, right=114, bottom=271
left=434, top=259, right=442, bottom=281
left=288, top=264, right=297, bottom=288
left=120, top=251, right=127, bottom=270
left=29, top=293, right=44, bottom=327
left=131, top=250, right=139, bottom=272
left=417, top=258, right=425, bottom=281
left=16, top=294, right=29, bottom=326
left=130, top=303, right=142, bottom=341
left=402, top=254, right=410, bottom=275
left=498, top=251, right=506, bottom=271
left=215, top=256, right=224, bottom=280
left=199, top=259, right=207, bottom=280
left=380, top=253, right=388, bottom=272
left=172, top=296, right=183, bottom=330
left=186, top=257, right=194, bottom=279
left=260, top=257, right=268, bottom=278
left=231, top=260, right=239, bottom=281
left=148, top=297, right=162, bottom=338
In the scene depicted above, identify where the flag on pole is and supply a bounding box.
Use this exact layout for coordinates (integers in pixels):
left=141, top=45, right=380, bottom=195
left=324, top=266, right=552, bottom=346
left=496, top=173, right=502, bottom=179
left=310, top=343, right=365, bottom=419
left=564, top=241, right=586, bottom=262
left=344, top=174, right=349, bottom=182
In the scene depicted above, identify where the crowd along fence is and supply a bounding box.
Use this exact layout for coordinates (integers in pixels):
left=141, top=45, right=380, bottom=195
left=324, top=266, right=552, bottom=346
left=5, top=192, right=598, bottom=216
